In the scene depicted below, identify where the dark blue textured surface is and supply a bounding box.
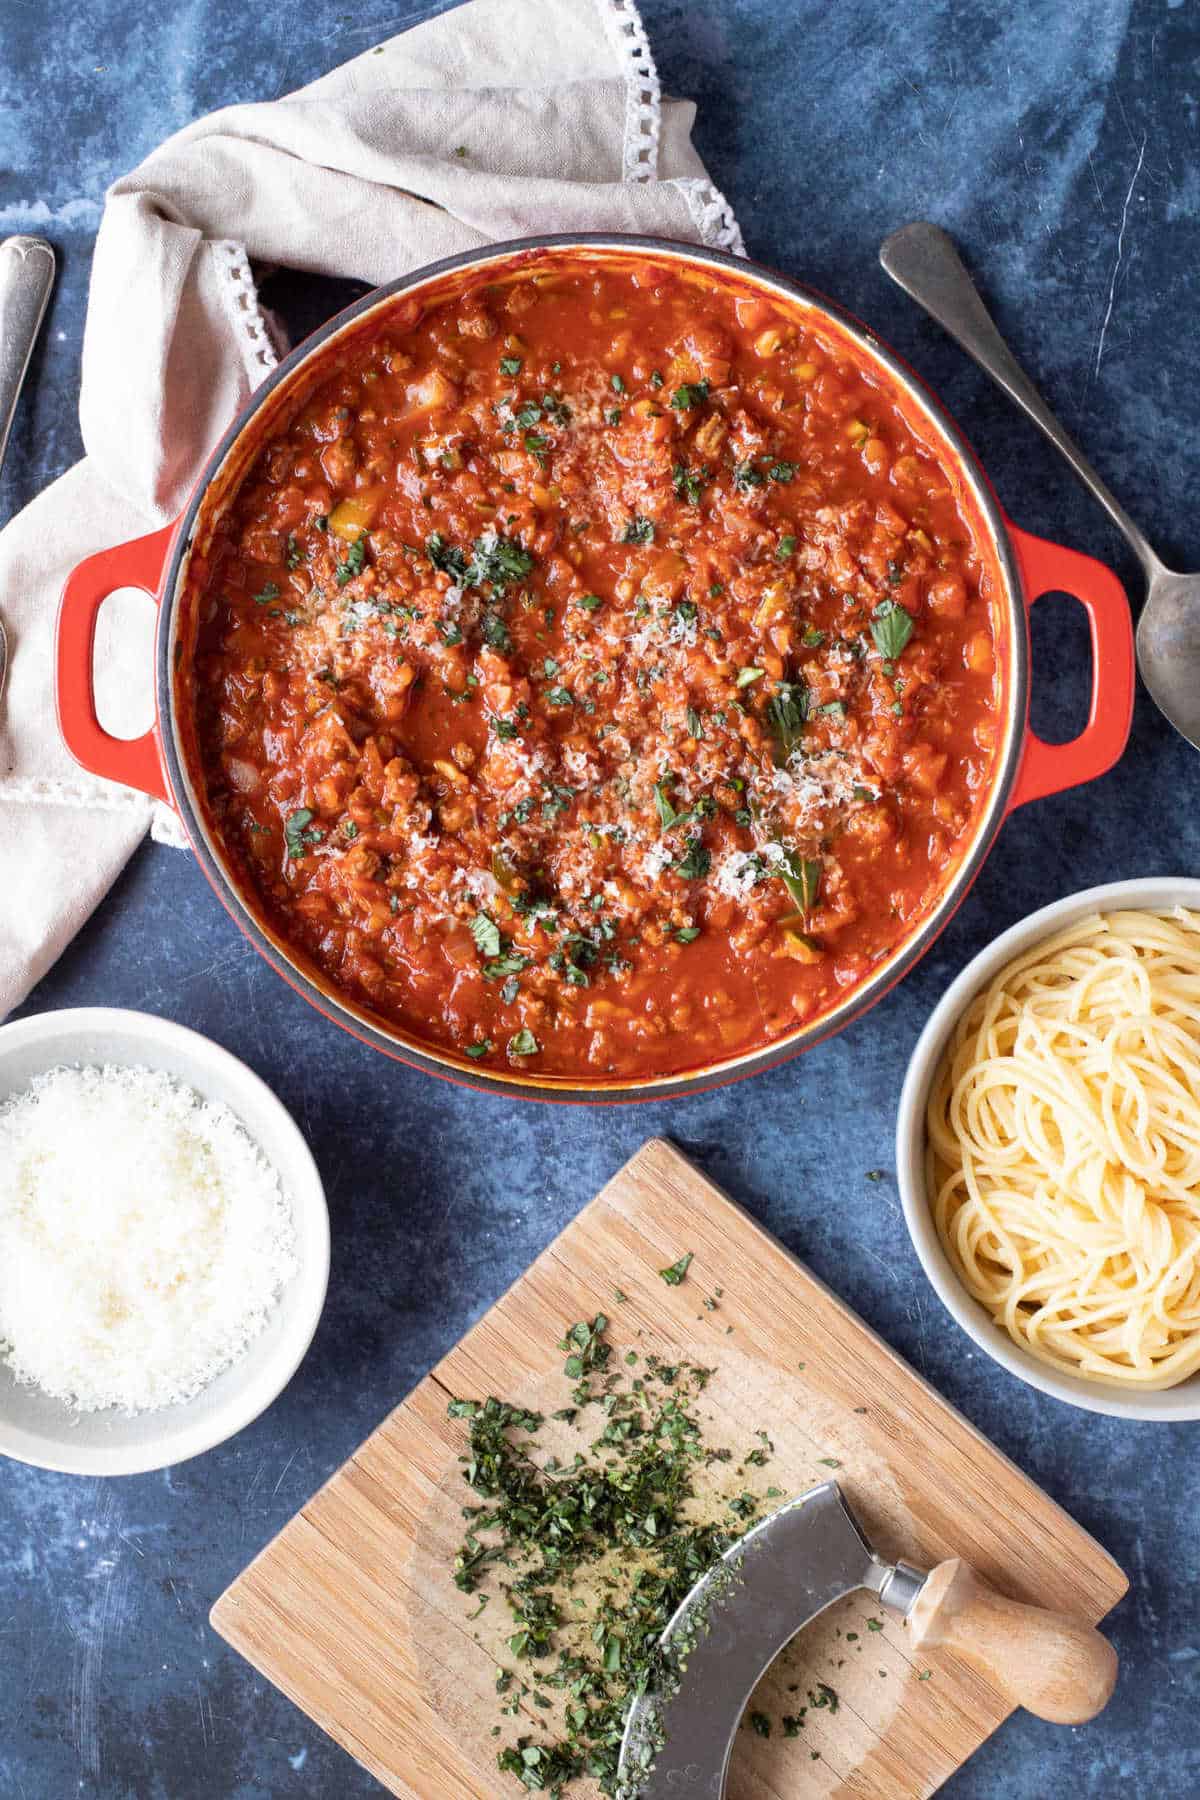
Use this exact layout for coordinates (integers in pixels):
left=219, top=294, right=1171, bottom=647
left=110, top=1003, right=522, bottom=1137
left=2, top=1, right=1197, bottom=1794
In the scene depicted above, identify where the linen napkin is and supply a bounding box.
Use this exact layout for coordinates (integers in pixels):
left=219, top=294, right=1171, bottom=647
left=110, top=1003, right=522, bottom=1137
left=0, top=0, right=742, bottom=1019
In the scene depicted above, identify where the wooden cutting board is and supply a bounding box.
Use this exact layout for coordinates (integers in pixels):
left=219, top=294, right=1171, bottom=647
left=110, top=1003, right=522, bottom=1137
left=211, top=1138, right=1127, bottom=1798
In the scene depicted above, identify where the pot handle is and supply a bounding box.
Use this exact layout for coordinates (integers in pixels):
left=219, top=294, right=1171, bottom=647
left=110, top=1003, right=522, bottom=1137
left=55, top=523, right=176, bottom=806
left=1006, top=523, right=1133, bottom=812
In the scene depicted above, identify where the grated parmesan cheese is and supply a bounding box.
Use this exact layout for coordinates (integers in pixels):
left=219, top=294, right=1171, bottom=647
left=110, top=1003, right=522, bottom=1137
left=711, top=848, right=769, bottom=898
left=639, top=840, right=676, bottom=883
left=0, top=1065, right=297, bottom=1414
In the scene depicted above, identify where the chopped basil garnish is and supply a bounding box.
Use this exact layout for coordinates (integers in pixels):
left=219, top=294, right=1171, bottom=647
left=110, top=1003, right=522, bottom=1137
left=284, top=808, right=323, bottom=859
left=484, top=953, right=529, bottom=981
left=674, top=840, right=711, bottom=880
left=767, top=681, right=808, bottom=759
left=481, top=610, right=513, bottom=654
left=469, top=912, right=502, bottom=958
left=508, top=1028, right=540, bottom=1057
left=871, top=598, right=914, bottom=660
left=659, top=1251, right=693, bottom=1285
left=672, top=462, right=708, bottom=504
left=776, top=847, right=822, bottom=913
left=621, top=515, right=656, bottom=545
left=471, top=534, right=533, bottom=589
left=732, top=459, right=765, bottom=491
left=670, top=381, right=709, bottom=410
left=335, top=536, right=366, bottom=586
left=654, top=782, right=681, bottom=830
left=426, top=531, right=468, bottom=581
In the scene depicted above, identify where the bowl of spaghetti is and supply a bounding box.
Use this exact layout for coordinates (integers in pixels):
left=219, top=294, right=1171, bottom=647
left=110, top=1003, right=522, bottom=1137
left=897, top=877, right=1200, bottom=1419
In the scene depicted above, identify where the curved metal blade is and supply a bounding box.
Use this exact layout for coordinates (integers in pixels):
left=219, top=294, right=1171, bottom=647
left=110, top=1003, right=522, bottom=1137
left=617, top=1482, right=885, bottom=1799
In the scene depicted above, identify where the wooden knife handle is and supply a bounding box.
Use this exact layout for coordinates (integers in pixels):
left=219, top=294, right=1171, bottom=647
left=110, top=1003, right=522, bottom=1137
left=906, top=1558, right=1118, bottom=1724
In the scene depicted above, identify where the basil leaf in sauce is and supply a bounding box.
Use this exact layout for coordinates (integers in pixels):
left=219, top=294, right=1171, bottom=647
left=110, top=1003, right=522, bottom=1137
left=674, top=840, right=711, bottom=881
left=767, top=681, right=809, bottom=760
left=335, top=536, right=367, bottom=587
left=469, top=913, right=502, bottom=958
left=870, top=599, right=914, bottom=660
left=776, top=847, right=822, bottom=913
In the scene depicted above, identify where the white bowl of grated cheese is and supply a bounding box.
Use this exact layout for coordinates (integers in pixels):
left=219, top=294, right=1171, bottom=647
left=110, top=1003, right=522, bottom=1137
left=0, top=1008, right=329, bottom=1475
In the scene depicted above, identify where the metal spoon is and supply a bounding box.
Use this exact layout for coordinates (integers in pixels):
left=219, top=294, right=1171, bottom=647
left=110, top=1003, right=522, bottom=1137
left=0, top=235, right=56, bottom=709
left=880, top=220, right=1199, bottom=751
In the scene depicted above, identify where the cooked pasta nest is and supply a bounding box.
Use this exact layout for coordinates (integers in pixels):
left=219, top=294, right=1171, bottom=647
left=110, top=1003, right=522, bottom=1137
left=927, top=908, right=1200, bottom=1389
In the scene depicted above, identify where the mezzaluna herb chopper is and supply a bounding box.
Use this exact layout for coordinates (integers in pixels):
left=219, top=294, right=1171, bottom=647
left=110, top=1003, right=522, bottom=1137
left=617, top=1480, right=1117, bottom=1798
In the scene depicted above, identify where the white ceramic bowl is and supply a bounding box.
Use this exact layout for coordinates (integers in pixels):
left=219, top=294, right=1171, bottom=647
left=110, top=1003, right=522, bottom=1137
left=0, top=1007, right=329, bottom=1474
left=896, top=876, right=1200, bottom=1422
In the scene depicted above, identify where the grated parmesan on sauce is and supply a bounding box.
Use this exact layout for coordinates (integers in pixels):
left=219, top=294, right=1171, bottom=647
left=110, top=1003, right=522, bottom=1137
left=0, top=1065, right=297, bottom=1414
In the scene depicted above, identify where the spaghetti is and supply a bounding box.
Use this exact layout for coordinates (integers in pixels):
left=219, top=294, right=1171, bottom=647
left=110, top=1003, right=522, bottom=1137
left=927, top=909, right=1200, bottom=1389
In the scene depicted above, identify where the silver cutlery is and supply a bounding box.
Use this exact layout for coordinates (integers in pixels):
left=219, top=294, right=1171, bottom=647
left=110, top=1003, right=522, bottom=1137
left=881, top=220, right=1200, bottom=753
left=0, top=234, right=56, bottom=710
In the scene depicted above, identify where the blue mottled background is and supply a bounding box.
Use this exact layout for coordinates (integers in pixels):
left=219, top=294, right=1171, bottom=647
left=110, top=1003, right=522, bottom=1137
left=2, top=0, right=1197, bottom=1794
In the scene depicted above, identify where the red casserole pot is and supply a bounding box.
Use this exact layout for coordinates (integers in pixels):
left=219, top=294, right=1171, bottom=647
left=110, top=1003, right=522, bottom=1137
left=54, top=235, right=1134, bottom=1103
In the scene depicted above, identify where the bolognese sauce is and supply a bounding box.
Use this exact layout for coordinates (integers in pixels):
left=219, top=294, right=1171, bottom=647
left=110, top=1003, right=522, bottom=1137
left=186, top=252, right=1002, bottom=1078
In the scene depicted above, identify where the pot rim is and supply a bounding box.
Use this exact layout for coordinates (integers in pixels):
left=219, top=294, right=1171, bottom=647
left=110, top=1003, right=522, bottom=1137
left=156, top=232, right=1027, bottom=1104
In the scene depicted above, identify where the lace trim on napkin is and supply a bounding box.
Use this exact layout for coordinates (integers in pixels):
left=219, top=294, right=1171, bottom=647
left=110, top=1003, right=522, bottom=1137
left=678, top=177, right=746, bottom=255
left=597, top=0, right=745, bottom=255
left=215, top=239, right=283, bottom=377
left=1, top=777, right=188, bottom=847
left=599, top=0, right=662, bottom=181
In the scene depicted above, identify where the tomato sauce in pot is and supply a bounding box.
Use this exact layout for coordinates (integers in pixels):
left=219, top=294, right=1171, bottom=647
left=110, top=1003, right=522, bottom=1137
left=185, top=251, right=1003, bottom=1079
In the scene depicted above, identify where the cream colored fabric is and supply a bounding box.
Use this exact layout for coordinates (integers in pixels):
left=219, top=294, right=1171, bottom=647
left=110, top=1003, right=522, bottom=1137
left=0, top=0, right=740, bottom=1018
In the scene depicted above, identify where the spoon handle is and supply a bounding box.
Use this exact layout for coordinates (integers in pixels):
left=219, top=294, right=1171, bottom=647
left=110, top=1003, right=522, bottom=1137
left=0, top=235, right=55, bottom=480
left=880, top=222, right=1158, bottom=577
left=0, top=235, right=55, bottom=710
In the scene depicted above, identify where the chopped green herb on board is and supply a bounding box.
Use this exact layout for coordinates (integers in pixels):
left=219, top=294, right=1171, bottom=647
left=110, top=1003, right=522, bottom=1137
left=659, top=1252, right=693, bottom=1286
left=446, top=1312, right=751, bottom=1796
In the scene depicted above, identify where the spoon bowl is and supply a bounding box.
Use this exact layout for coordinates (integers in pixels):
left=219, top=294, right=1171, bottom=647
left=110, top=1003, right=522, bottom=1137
left=1137, top=566, right=1200, bottom=748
